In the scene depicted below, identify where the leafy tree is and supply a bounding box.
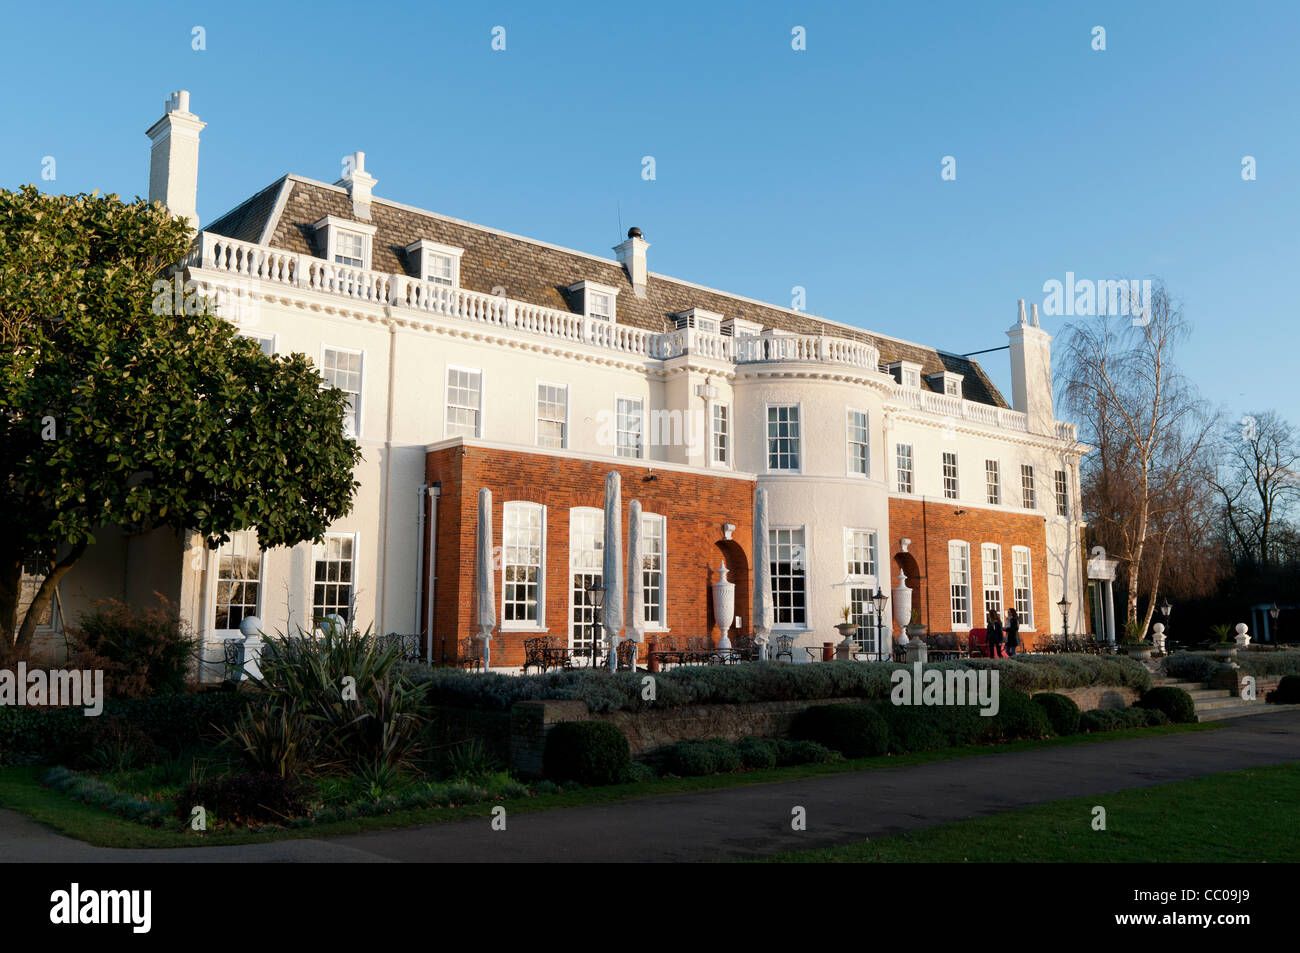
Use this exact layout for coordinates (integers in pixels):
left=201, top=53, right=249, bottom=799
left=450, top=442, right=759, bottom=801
left=1, top=185, right=361, bottom=649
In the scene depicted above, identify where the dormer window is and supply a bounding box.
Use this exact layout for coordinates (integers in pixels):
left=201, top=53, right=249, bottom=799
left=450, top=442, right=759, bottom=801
left=674, top=308, right=723, bottom=334
left=569, top=280, right=620, bottom=322
left=890, top=361, right=923, bottom=388
left=723, top=317, right=763, bottom=338
left=314, top=216, right=377, bottom=271
left=406, top=239, right=464, bottom=287
left=928, top=370, right=965, bottom=398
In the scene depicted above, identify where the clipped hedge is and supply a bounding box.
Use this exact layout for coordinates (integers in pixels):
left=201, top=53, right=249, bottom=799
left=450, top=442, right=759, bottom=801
left=1079, top=706, right=1165, bottom=733
left=542, top=721, right=630, bottom=785
left=1135, top=686, right=1197, bottom=724
left=1267, top=674, right=1300, bottom=704
left=985, top=688, right=1054, bottom=743
left=1033, top=692, right=1081, bottom=736
left=1165, top=649, right=1300, bottom=684
left=790, top=704, right=889, bottom=758
left=403, top=655, right=1152, bottom=714
left=0, top=692, right=250, bottom=765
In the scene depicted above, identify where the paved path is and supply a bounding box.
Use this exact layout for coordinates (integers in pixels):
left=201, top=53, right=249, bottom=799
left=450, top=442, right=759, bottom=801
left=3, top=711, right=1298, bottom=863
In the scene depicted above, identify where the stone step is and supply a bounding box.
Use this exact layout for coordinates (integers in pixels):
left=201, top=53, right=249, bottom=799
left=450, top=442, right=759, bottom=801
left=1185, top=688, right=1233, bottom=701
left=1196, top=702, right=1300, bottom=722
left=1194, top=696, right=1260, bottom=711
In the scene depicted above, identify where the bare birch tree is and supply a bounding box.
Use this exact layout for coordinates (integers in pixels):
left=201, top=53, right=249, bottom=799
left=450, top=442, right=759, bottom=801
left=1060, top=282, right=1220, bottom=630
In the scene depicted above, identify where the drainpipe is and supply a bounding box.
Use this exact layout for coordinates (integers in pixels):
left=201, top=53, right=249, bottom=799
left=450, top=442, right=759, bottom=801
left=378, top=320, right=398, bottom=634
left=414, top=485, right=426, bottom=652
left=921, top=497, right=930, bottom=629
left=426, top=484, right=440, bottom=664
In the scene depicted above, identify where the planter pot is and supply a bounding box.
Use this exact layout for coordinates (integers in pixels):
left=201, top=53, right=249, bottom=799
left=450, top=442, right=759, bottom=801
left=835, top=623, right=858, bottom=639
left=1123, top=644, right=1152, bottom=661
left=905, top=624, right=927, bottom=641
left=1215, top=645, right=1238, bottom=660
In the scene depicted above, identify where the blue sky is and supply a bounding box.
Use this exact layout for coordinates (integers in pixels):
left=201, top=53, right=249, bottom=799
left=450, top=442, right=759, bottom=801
left=3, top=0, right=1296, bottom=426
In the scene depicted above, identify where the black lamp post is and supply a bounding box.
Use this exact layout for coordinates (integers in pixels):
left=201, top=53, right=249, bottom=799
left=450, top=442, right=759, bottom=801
left=1058, top=597, right=1072, bottom=648
left=1160, top=597, right=1173, bottom=647
left=1270, top=602, right=1280, bottom=642
left=871, top=588, right=887, bottom=661
left=586, top=580, right=605, bottom=669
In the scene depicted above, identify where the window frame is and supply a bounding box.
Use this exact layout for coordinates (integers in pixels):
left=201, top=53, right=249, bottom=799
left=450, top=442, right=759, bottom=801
left=568, top=507, right=604, bottom=652
left=570, top=280, right=620, bottom=323
left=535, top=380, right=569, bottom=450
left=1012, top=545, right=1035, bottom=629
left=445, top=365, right=484, bottom=439
left=1021, top=464, right=1037, bottom=510
left=985, top=458, right=1001, bottom=506
left=942, top=450, right=960, bottom=500
left=843, top=528, right=878, bottom=580
left=314, top=215, right=377, bottom=271
left=896, top=442, right=914, bottom=494
left=710, top=400, right=731, bottom=468
left=405, top=238, right=464, bottom=287
left=211, top=530, right=265, bottom=637
left=501, top=501, right=547, bottom=631
left=948, top=539, right=972, bottom=630
left=769, top=526, right=809, bottom=630
left=765, top=402, right=803, bottom=474
left=641, top=512, right=668, bottom=631
left=1054, top=468, right=1070, bottom=517
left=312, top=532, right=359, bottom=625
left=981, top=543, right=1003, bottom=621
left=614, top=394, right=644, bottom=459
left=320, top=344, right=364, bottom=439
left=845, top=407, right=871, bottom=478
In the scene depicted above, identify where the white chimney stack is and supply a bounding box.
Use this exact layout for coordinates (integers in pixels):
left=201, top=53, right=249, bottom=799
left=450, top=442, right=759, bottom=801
left=337, top=151, right=378, bottom=220
left=614, top=227, right=649, bottom=299
left=1007, top=297, right=1056, bottom=436
left=145, top=90, right=205, bottom=233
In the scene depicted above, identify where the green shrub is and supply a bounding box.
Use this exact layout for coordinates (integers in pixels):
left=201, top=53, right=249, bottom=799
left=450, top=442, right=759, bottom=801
left=222, top=699, right=314, bottom=778
left=67, top=597, right=198, bottom=698
left=660, top=740, right=719, bottom=777
left=1079, top=708, right=1119, bottom=733
left=791, top=704, right=889, bottom=758
left=620, top=761, right=658, bottom=783
left=1136, top=686, right=1197, bottom=724
left=177, top=771, right=309, bottom=826
left=701, top=738, right=743, bottom=773
left=737, top=737, right=779, bottom=770
left=1267, top=674, right=1300, bottom=704
left=1142, top=707, right=1172, bottom=726
left=542, top=721, right=630, bottom=785
left=1032, top=693, right=1081, bottom=735
left=774, top=739, right=837, bottom=766
left=986, top=689, right=1054, bottom=742
left=403, top=655, right=1153, bottom=713
left=444, top=737, right=500, bottom=780
left=1164, top=653, right=1225, bottom=683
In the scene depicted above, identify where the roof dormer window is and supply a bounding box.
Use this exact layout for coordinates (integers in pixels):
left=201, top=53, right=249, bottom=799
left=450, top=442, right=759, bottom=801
left=890, top=361, right=923, bottom=388
left=405, top=239, right=464, bottom=287
left=314, top=215, right=377, bottom=271
left=674, top=308, right=724, bottom=334
left=569, top=280, right=620, bottom=322
left=928, top=370, right=965, bottom=398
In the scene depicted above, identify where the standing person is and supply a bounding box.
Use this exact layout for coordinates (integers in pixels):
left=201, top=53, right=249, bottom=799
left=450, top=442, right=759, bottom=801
left=1005, top=607, right=1020, bottom=657
left=986, top=608, right=1004, bottom=659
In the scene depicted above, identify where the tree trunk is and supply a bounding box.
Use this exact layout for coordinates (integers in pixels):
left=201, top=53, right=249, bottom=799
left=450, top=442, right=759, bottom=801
left=0, top=550, right=21, bottom=647
left=13, top=542, right=86, bottom=652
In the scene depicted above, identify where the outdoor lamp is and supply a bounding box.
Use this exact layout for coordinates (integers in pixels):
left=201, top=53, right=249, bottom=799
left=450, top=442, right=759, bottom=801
left=1058, top=597, right=1072, bottom=639
left=1160, top=597, right=1173, bottom=619
left=871, top=588, right=887, bottom=616
left=586, top=581, right=605, bottom=613
left=1270, top=602, right=1280, bottom=621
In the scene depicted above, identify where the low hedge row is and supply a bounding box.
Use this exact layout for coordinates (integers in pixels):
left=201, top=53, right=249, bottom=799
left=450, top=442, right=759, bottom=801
left=1079, top=707, right=1171, bottom=732
left=404, top=655, right=1152, bottom=714
left=1165, top=649, right=1300, bottom=684
left=0, top=693, right=250, bottom=764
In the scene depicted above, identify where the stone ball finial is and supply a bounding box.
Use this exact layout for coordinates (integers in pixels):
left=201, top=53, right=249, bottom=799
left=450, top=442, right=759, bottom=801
left=1236, top=623, right=1248, bottom=636
left=1153, top=623, right=1164, bottom=634
left=239, top=615, right=262, bottom=638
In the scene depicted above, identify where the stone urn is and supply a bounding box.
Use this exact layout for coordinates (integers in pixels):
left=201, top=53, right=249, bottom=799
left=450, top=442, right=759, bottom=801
left=1151, top=623, right=1166, bottom=655
left=711, top=562, right=736, bottom=650
left=892, top=570, right=912, bottom=645
left=1124, top=642, right=1152, bottom=661
left=1215, top=643, right=1238, bottom=660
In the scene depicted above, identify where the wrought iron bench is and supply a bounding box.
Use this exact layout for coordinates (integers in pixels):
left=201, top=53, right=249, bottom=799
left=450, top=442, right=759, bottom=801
left=374, top=632, right=421, bottom=663
left=457, top=637, right=484, bottom=671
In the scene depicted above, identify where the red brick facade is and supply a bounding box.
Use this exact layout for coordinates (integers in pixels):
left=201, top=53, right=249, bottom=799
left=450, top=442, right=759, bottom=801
left=425, top=444, right=755, bottom=667
left=887, top=497, right=1052, bottom=647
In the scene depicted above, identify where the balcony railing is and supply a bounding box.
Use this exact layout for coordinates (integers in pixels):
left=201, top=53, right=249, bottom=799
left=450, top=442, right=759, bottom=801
left=191, top=232, right=1076, bottom=442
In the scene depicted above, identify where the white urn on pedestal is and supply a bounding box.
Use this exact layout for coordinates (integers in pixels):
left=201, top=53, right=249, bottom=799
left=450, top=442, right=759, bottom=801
left=892, top=570, right=913, bottom=646
left=711, top=563, right=736, bottom=650
left=1235, top=622, right=1252, bottom=649
left=1151, top=622, right=1166, bottom=655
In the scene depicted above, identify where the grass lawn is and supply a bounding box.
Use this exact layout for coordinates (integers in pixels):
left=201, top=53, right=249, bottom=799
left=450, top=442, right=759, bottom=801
left=0, top=722, right=1219, bottom=850
left=761, top=761, right=1300, bottom=863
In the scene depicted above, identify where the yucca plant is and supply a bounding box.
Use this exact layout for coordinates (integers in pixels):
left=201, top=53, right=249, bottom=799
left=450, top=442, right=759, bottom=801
left=245, top=621, right=429, bottom=773
left=221, top=699, right=314, bottom=778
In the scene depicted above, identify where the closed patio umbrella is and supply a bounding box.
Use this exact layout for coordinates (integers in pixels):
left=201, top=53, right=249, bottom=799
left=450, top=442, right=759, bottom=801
left=753, top=487, right=774, bottom=660
left=603, top=472, right=623, bottom=672
left=625, top=499, right=646, bottom=668
left=476, top=487, right=495, bottom=670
